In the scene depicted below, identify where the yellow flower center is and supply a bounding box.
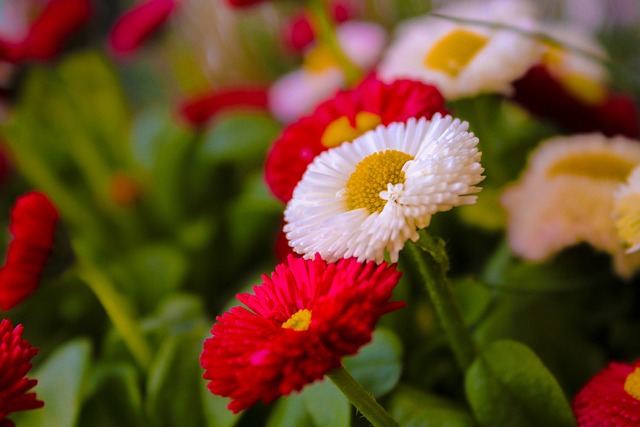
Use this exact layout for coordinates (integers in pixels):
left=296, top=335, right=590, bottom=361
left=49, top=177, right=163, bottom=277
left=615, top=193, right=640, bottom=252
left=547, top=153, right=636, bottom=181
left=424, top=29, right=488, bottom=77
left=345, top=150, right=414, bottom=213
left=321, top=112, right=382, bottom=148
left=281, top=309, right=312, bottom=331
left=624, top=367, right=640, bottom=401
left=303, top=44, right=339, bottom=74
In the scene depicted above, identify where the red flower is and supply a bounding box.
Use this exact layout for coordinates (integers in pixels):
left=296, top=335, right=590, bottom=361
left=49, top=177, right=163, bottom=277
left=200, top=255, right=404, bottom=413
left=0, top=192, right=59, bottom=311
left=108, top=0, right=178, bottom=58
left=264, top=77, right=448, bottom=203
left=225, top=0, right=267, bottom=8
left=0, top=319, right=44, bottom=426
left=178, top=87, right=269, bottom=128
left=573, top=360, right=640, bottom=426
left=0, top=0, right=93, bottom=64
left=282, top=2, right=352, bottom=53
left=512, top=65, right=639, bottom=138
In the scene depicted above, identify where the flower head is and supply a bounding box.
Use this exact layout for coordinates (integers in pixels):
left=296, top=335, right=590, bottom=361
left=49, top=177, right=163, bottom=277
left=501, top=133, right=640, bottom=278
left=0, top=319, right=44, bottom=426
left=200, top=255, right=403, bottom=413
left=377, top=0, right=541, bottom=100
left=284, top=114, right=484, bottom=263
left=0, top=191, right=59, bottom=310
left=573, top=360, right=640, bottom=427
left=265, top=77, right=447, bottom=203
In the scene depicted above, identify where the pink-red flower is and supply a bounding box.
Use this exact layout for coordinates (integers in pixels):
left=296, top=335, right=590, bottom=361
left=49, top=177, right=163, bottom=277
left=264, top=77, right=448, bottom=203
left=0, top=191, right=59, bottom=311
left=0, top=319, right=44, bottom=426
left=573, top=359, right=640, bottom=426
left=108, top=0, right=178, bottom=58
left=0, top=0, right=93, bottom=64
left=512, top=65, right=639, bottom=138
left=282, top=2, right=352, bottom=53
left=225, top=0, right=267, bottom=8
left=177, top=86, right=269, bottom=128
left=200, top=255, right=404, bottom=413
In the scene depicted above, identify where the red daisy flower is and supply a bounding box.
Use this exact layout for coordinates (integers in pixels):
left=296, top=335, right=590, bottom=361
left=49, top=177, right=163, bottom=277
left=108, top=0, right=178, bottom=58
left=0, top=191, right=59, bottom=311
left=512, top=65, right=639, bottom=138
left=0, top=0, right=93, bottom=64
left=0, top=319, right=44, bottom=427
left=264, top=77, right=448, bottom=203
left=200, top=254, right=404, bottom=413
left=573, top=360, right=640, bottom=427
left=177, top=86, right=269, bottom=128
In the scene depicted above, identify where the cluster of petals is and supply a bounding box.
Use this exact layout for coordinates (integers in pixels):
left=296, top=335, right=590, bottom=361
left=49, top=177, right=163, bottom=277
left=501, top=133, right=640, bottom=278
left=200, top=255, right=404, bottom=413
left=0, top=0, right=93, bottom=64
left=0, top=319, right=43, bottom=426
left=284, top=114, right=484, bottom=263
left=268, top=20, right=387, bottom=123
left=377, top=0, right=541, bottom=100
left=573, top=359, right=640, bottom=427
left=0, top=191, right=59, bottom=311
left=265, top=77, right=448, bottom=203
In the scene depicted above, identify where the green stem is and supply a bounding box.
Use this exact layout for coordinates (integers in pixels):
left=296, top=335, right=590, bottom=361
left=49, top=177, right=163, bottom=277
left=307, top=0, right=363, bottom=86
left=406, top=241, right=477, bottom=371
left=76, top=262, right=152, bottom=369
left=328, top=366, right=400, bottom=427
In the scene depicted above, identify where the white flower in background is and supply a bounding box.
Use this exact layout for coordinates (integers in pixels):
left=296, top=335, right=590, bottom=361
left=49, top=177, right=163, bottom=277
left=501, top=134, right=640, bottom=278
left=377, top=0, right=542, bottom=100
left=537, top=22, right=609, bottom=105
left=615, top=165, right=640, bottom=254
left=269, top=21, right=387, bottom=123
left=284, top=114, right=484, bottom=263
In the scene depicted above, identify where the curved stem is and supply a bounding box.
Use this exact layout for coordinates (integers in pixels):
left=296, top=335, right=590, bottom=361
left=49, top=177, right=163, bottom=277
left=328, top=366, right=400, bottom=427
left=307, top=0, right=363, bottom=86
left=76, top=262, right=152, bottom=369
left=406, top=241, right=477, bottom=371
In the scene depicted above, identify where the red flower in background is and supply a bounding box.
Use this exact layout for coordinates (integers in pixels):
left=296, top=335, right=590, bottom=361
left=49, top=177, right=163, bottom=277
left=512, top=65, right=639, bottom=138
left=108, top=0, right=178, bottom=58
left=200, top=255, right=404, bottom=413
left=573, top=359, right=640, bottom=426
left=225, top=0, right=267, bottom=8
left=264, top=77, right=448, bottom=203
left=0, top=0, right=93, bottom=64
left=282, top=2, right=352, bottom=53
left=0, top=319, right=44, bottom=426
left=0, top=192, right=59, bottom=311
left=178, top=86, right=269, bottom=128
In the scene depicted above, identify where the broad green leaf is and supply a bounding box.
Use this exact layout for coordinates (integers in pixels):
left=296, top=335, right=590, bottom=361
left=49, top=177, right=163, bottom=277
left=302, top=379, right=350, bottom=427
left=464, top=340, right=576, bottom=427
left=200, top=374, right=242, bottom=427
left=389, top=384, right=475, bottom=427
left=266, top=394, right=315, bottom=427
left=12, top=339, right=92, bottom=427
left=344, top=328, right=403, bottom=398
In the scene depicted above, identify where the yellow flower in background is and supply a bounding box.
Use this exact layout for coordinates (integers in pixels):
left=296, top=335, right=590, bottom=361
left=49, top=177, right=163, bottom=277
left=615, top=165, right=640, bottom=254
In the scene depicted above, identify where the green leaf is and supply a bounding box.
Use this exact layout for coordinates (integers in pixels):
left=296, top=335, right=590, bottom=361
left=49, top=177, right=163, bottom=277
left=343, top=328, right=403, bottom=398
left=12, top=339, right=92, bottom=427
left=464, top=340, right=576, bottom=427
left=301, top=379, right=351, bottom=427
left=389, top=384, right=475, bottom=427
left=200, top=376, right=242, bottom=427
left=266, top=394, right=315, bottom=427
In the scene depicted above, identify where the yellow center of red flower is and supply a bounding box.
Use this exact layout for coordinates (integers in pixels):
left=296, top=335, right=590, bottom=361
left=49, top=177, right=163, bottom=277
left=345, top=150, right=414, bottom=213
left=624, top=367, right=640, bottom=400
left=547, top=153, right=635, bottom=181
left=321, top=112, right=382, bottom=148
left=282, top=309, right=312, bottom=331
left=424, top=29, right=488, bottom=77
left=303, top=44, right=339, bottom=74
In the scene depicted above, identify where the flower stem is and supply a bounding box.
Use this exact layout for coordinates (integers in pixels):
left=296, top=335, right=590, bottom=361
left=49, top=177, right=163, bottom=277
left=307, top=0, right=363, bottom=86
left=406, top=240, right=477, bottom=371
left=76, top=261, right=152, bottom=369
left=328, top=366, right=400, bottom=427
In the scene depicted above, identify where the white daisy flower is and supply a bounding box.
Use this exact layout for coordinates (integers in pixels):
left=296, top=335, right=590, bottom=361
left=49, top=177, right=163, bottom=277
left=284, top=114, right=484, bottom=263
left=615, top=165, right=640, bottom=254
left=377, top=0, right=542, bottom=100
left=501, top=133, right=640, bottom=278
